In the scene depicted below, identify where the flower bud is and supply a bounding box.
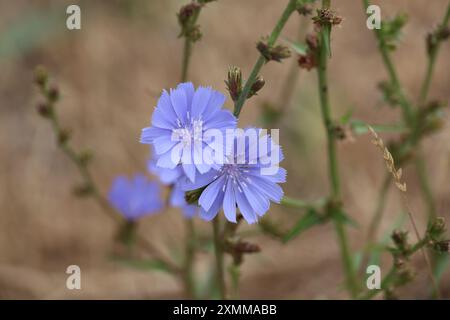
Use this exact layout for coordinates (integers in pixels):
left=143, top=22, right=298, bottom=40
left=37, top=102, right=52, bottom=118
left=247, top=76, right=265, bottom=98
left=178, top=2, right=202, bottom=27
left=392, top=229, right=409, bottom=252
left=58, top=129, right=71, bottom=145
left=434, top=240, right=450, bottom=253
left=429, top=217, right=446, bottom=235
left=313, top=8, right=342, bottom=27
left=185, top=187, right=205, bottom=205
left=296, top=3, right=313, bottom=16
left=257, top=40, right=291, bottom=63
left=48, top=85, right=59, bottom=102
left=225, top=66, right=242, bottom=101
left=78, top=149, right=94, bottom=166
left=298, top=53, right=317, bottom=71
left=34, top=65, right=48, bottom=87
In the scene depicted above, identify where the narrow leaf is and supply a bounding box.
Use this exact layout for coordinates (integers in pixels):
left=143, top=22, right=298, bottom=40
left=283, top=209, right=322, bottom=243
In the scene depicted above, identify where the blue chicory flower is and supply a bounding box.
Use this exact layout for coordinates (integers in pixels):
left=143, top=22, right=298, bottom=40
left=182, top=128, right=286, bottom=224
left=140, top=82, right=237, bottom=183
left=108, top=174, right=163, bottom=220
left=148, top=157, right=198, bottom=218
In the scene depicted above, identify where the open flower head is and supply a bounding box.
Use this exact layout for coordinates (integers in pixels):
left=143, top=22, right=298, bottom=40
left=140, top=82, right=237, bottom=183
left=183, top=128, right=286, bottom=224
left=108, top=174, right=163, bottom=221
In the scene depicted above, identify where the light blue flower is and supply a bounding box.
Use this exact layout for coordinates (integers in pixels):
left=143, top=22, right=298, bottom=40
left=140, top=82, right=237, bottom=183
left=108, top=174, right=163, bottom=220
left=183, top=129, right=286, bottom=224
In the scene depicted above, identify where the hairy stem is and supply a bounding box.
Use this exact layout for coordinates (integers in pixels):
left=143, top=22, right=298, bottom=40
left=233, top=0, right=298, bottom=117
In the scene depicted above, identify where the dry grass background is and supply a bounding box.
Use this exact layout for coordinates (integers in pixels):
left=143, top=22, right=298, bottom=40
left=0, top=0, right=449, bottom=299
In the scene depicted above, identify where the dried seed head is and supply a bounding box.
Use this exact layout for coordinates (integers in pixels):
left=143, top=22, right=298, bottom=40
left=368, top=126, right=406, bottom=192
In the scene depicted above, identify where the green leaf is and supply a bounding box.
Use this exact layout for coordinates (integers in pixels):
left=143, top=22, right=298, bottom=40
left=283, top=208, right=323, bottom=243
left=333, top=209, right=358, bottom=228
left=340, top=109, right=354, bottom=125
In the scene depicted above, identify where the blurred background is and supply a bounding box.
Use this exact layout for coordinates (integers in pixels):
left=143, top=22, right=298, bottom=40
left=0, top=0, right=449, bottom=299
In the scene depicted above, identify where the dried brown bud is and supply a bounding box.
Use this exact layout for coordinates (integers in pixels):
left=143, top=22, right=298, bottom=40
left=78, top=149, right=94, bottom=166
left=178, top=2, right=202, bottom=26
left=392, top=229, right=409, bottom=251
left=58, top=129, right=71, bottom=145
left=296, top=4, right=313, bottom=16
left=37, top=102, right=52, bottom=118
left=313, top=8, right=342, bottom=27
left=48, top=85, right=59, bottom=102
left=434, top=240, right=450, bottom=253
left=297, top=53, right=317, bottom=71
left=257, top=40, right=291, bottom=63
left=225, top=66, right=242, bottom=101
left=248, top=76, right=265, bottom=98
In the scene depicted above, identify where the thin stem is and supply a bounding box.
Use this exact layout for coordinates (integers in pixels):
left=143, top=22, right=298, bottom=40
left=400, top=193, right=441, bottom=299
left=180, top=9, right=200, bottom=83
left=418, top=2, right=450, bottom=106
left=183, top=219, right=196, bottom=298
left=181, top=38, right=193, bottom=83
left=233, top=0, right=298, bottom=117
left=317, top=0, right=357, bottom=297
left=359, top=174, right=391, bottom=275
left=213, top=216, right=226, bottom=299
left=415, top=152, right=437, bottom=220
left=362, top=0, right=414, bottom=126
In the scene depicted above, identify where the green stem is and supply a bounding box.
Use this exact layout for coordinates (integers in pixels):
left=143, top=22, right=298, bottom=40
left=213, top=216, right=226, bottom=299
left=317, top=0, right=357, bottom=298
left=181, top=38, right=193, bottom=83
left=415, top=151, right=437, bottom=220
left=183, top=219, right=196, bottom=298
left=233, top=0, right=298, bottom=117
left=362, top=0, right=414, bottom=126
left=418, top=2, right=450, bottom=106
left=359, top=174, right=391, bottom=275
